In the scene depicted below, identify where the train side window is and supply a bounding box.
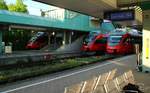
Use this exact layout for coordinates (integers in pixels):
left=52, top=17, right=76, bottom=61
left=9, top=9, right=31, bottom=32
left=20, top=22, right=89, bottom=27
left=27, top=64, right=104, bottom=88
left=127, top=38, right=131, bottom=43
left=123, top=38, right=130, bottom=44
left=123, top=38, right=127, bottom=43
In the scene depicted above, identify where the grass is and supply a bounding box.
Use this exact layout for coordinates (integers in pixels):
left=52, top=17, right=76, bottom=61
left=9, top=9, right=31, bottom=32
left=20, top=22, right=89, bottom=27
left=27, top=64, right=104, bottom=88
left=0, top=55, right=116, bottom=84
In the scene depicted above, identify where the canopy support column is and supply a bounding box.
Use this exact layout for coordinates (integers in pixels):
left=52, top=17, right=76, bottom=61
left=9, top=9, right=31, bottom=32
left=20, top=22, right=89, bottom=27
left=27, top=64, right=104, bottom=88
left=0, top=31, right=2, bottom=54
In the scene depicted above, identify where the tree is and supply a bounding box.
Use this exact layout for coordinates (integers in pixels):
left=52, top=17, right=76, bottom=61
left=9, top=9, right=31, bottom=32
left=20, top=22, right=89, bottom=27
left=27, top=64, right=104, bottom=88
left=8, top=4, right=17, bottom=12
left=0, top=0, right=8, bottom=10
left=6, top=0, right=29, bottom=50
left=8, top=0, right=28, bottom=13
left=16, top=0, right=28, bottom=13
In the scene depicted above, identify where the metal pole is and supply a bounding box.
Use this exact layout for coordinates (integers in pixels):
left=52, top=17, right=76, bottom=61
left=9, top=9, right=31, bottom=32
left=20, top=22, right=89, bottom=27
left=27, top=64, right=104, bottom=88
left=135, top=44, right=141, bottom=71
left=48, top=32, right=51, bottom=46
left=63, top=31, right=66, bottom=45
left=0, top=31, right=2, bottom=54
left=69, top=32, right=72, bottom=44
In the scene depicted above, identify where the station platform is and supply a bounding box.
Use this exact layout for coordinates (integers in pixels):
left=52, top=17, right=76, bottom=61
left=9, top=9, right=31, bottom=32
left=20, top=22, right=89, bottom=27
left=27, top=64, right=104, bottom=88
left=105, top=55, right=150, bottom=93
left=0, top=49, right=82, bottom=67
left=0, top=55, right=150, bottom=93
left=0, top=50, right=54, bottom=63
left=62, top=55, right=150, bottom=93
left=132, top=67, right=150, bottom=93
left=0, top=50, right=54, bottom=58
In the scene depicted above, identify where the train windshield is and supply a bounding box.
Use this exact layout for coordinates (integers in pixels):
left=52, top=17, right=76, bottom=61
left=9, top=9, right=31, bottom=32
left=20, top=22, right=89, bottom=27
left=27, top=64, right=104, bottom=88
left=29, top=36, right=38, bottom=42
left=108, top=36, right=122, bottom=46
left=95, top=37, right=107, bottom=44
left=84, top=32, right=100, bottom=44
left=29, top=32, right=45, bottom=42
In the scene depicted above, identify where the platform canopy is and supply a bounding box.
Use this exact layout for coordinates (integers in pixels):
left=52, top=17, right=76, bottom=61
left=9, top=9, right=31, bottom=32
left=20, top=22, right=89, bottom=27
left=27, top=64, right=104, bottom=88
left=34, top=0, right=150, bottom=18
left=34, top=0, right=118, bottom=18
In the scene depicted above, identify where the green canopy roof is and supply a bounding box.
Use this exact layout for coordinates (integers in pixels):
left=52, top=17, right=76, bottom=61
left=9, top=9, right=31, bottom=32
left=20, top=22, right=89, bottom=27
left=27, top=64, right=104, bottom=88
left=0, top=10, right=100, bottom=32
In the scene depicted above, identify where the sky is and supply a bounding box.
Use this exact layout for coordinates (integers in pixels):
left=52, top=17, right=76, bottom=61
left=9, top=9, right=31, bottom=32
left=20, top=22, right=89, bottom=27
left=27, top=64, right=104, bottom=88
left=5, top=0, right=59, bottom=16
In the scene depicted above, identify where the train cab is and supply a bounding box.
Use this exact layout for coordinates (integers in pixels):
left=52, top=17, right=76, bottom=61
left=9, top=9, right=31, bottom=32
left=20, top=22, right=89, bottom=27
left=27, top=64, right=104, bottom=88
left=26, top=32, right=48, bottom=49
left=81, top=31, right=108, bottom=53
left=106, top=29, right=142, bottom=54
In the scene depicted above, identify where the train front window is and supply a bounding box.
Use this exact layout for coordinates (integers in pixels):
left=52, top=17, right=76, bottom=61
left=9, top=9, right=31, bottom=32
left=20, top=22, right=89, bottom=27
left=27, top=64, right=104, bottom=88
left=36, top=32, right=44, bottom=36
left=29, top=32, right=46, bottom=42
left=29, top=36, right=37, bottom=42
left=84, top=32, right=100, bottom=44
left=95, top=37, right=107, bottom=44
left=108, top=36, right=122, bottom=46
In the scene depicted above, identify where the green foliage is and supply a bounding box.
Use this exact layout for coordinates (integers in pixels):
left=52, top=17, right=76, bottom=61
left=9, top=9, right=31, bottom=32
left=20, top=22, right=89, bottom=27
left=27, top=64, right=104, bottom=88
left=2, top=29, right=32, bottom=50
left=0, top=0, right=8, bottom=10
left=8, top=0, right=28, bottom=13
left=8, top=4, right=17, bottom=12
left=16, top=0, right=28, bottom=13
left=0, top=0, right=28, bottom=13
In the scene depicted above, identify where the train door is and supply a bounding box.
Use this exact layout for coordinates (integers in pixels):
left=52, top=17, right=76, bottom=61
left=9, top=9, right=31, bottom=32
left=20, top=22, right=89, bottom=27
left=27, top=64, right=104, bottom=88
left=122, top=36, right=133, bottom=54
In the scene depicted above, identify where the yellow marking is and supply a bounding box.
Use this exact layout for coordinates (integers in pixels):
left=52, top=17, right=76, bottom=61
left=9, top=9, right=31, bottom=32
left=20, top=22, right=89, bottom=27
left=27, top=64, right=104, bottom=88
left=146, top=39, right=149, bottom=59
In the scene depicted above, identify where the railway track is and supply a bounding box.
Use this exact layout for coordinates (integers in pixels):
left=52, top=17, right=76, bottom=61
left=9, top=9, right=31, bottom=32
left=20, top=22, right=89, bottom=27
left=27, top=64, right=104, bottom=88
left=0, top=51, right=95, bottom=67
left=0, top=51, right=122, bottom=84
left=0, top=49, right=125, bottom=69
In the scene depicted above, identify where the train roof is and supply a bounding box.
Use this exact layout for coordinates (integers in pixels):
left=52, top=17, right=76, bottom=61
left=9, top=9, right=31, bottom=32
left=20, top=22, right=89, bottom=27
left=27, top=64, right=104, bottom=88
left=109, top=28, right=142, bottom=37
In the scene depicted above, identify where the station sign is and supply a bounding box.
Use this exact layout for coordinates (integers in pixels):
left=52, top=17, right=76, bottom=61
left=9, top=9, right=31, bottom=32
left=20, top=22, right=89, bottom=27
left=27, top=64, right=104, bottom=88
left=104, top=9, right=135, bottom=21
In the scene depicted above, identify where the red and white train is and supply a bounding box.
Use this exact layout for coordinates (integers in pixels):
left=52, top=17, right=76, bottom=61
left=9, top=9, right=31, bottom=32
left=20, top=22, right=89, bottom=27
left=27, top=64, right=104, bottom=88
left=81, top=28, right=142, bottom=55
